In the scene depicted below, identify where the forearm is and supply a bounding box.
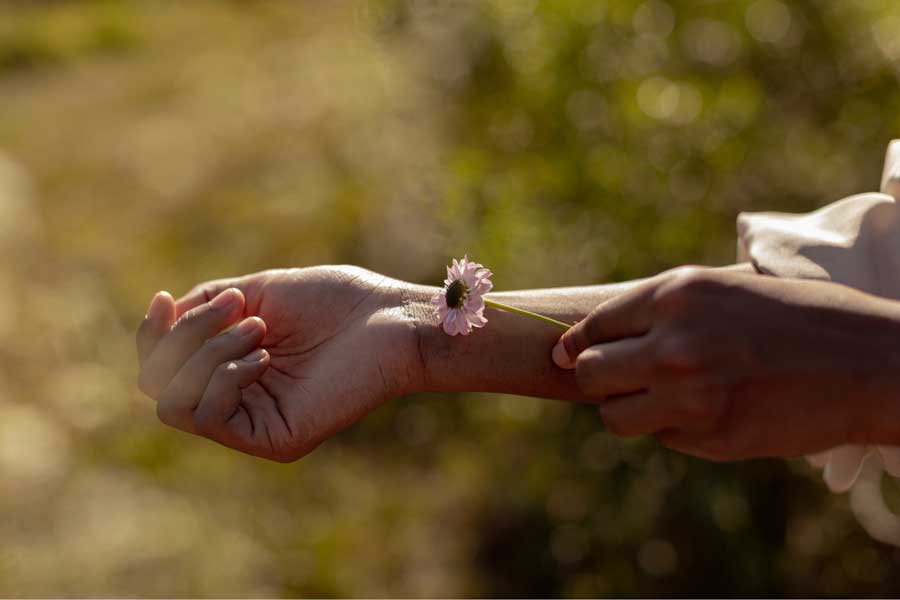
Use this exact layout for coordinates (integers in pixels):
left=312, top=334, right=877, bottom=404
left=403, top=263, right=755, bottom=401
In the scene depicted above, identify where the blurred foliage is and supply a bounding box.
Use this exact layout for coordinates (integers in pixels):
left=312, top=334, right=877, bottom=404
left=1, top=0, right=900, bottom=596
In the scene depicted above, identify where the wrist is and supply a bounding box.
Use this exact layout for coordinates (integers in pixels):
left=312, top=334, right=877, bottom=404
left=394, top=282, right=442, bottom=394
left=396, top=284, right=586, bottom=400
left=379, top=280, right=439, bottom=396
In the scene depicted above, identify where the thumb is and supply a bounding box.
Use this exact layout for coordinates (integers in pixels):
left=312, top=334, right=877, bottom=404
left=552, top=283, right=656, bottom=370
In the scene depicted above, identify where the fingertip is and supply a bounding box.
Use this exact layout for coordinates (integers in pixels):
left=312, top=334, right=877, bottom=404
left=233, top=315, right=266, bottom=337
left=222, top=348, right=270, bottom=385
left=242, top=347, right=269, bottom=363
left=142, top=291, right=177, bottom=334
left=226, top=347, right=269, bottom=369
left=247, top=315, right=266, bottom=332
left=552, top=338, right=575, bottom=369
left=146, top=290, right=170, bottom=319
left=157, top=291, right=176, bottom=322
left=210, top=287, right=245, bottom=311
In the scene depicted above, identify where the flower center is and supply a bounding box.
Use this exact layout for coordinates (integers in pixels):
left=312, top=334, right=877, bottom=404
left=445, top=279, right=468, bottom=309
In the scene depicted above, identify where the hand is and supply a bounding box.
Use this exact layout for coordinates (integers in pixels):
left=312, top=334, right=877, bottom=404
left=136, top=266, right=422, bottom=462
left=553, top=267, right=900, bottom=460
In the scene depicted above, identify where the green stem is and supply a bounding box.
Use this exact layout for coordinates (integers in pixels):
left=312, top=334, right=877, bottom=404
left=483, top=298, right=572, bottom=330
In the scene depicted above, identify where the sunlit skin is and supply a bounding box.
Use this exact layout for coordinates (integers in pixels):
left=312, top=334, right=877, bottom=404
left=555, top=268, right=900, bottom=460
left=137, top=266, right=423, bottom=462
left=137, top=263, right=900, bottom=462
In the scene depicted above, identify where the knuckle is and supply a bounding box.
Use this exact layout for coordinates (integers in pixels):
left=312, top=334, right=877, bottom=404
left=655, top=266, right=716, bottom=307
left=653, top=331, right=705, bottom=370
left=672, top=378, right=729, bottom=424
left=670, top=265, right=710, bottom=283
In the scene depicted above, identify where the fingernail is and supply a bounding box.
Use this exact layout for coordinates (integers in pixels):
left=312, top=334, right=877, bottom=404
left=210, top=288, right=241, bottom=310
left=233, top=316, right=263, bottom=338
left=243, top=348, right=268, bottom=362
left=552, top=340, right=575, bottom=369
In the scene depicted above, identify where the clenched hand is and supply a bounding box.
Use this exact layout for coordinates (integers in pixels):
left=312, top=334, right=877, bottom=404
left=136, top=266, right=421, bottom=462
left=554, top=268, right=900, bottom=460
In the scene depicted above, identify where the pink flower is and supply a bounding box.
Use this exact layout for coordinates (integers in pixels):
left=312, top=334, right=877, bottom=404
left=431, top=255, right=494, bottom=336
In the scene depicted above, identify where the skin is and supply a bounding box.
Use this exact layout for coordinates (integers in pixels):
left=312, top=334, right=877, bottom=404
left=136, top=262, right=900, bottom=463
left=555, top=267, right=900, bottom=460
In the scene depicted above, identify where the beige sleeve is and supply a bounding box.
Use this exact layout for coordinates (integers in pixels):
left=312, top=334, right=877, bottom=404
left=736, top=141, right=900, bottom=301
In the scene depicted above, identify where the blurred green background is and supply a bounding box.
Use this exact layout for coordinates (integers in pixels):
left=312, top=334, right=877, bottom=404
left=2, top=0, right=900, bottom=596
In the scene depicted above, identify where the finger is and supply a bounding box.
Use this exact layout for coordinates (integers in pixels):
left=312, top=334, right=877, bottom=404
left=599, top=392, right=684, bottom=438
left=136, top=291, right=176, bottom=367
left=655, top=429, right=741, bottom=462
left=553, top=282, right=656, bottom=369
left=138, top=287, right=246, bottom=398
left=193, top=349, right=270, bottom=447
left=175, top=275, right=249, bottom=318
left=574, top=336, right=652, bottom=397
left=655, top=429, right=702, bottom=458
left=156, top=316, right=266, bottom=432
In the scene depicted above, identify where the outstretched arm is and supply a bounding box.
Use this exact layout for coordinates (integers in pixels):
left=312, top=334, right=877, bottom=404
left=135, top=263, right=753, bottom=461
left=404, top=263, right=756, bottom=401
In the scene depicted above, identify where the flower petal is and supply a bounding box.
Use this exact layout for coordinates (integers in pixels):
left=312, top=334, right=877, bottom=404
left=466, top=310, right=488, bottom=328
left=461, top=268, right=479, bottom=289
left=473, top=278, right=493, bottom=295
left=442, top=309, right=460, bottom=335
left=463, top=294, right=485, bottom=314
left=436, top=256, right=495, bottom=336
left=453, top=310, right=473, bottom=335
left=451, top=258, right=463, bottom=278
